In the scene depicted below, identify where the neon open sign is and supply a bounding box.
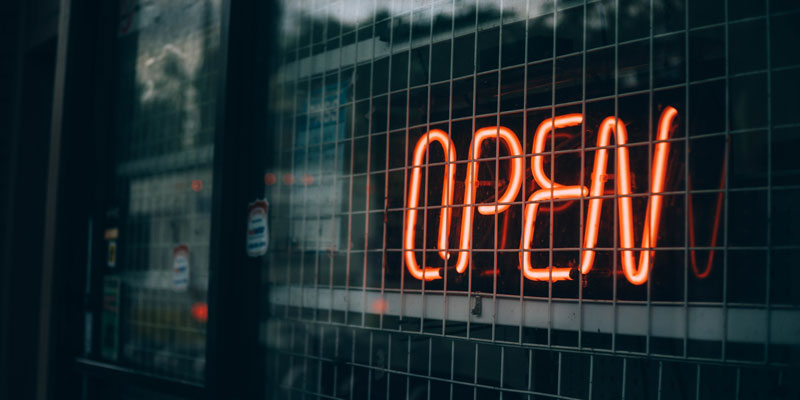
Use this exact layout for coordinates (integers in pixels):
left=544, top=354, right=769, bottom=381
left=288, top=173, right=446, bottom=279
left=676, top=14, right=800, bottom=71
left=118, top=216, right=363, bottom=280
left=403, top=106, right=687, bottom=285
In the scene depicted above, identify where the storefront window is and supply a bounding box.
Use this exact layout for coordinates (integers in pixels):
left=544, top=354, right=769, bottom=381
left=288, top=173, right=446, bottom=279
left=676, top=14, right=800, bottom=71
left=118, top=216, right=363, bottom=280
left=259, top=0, right=799, bottom=398
left=99, top=0, right=223, bottom=382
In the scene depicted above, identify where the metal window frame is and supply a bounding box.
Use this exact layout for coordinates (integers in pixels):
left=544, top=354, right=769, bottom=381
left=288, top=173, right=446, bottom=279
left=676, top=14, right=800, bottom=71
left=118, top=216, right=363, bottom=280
left=40, top=0, right=272, bottom=398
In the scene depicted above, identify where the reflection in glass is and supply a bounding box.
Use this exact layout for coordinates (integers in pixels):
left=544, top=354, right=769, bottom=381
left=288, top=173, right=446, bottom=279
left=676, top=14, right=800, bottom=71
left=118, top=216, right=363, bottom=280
left=104, top=0, right=222, bottom=382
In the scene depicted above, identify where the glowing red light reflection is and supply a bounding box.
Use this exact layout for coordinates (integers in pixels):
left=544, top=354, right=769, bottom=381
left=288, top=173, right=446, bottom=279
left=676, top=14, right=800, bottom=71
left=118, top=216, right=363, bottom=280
left=191, top=302, right=208, bottom=323
left=264, top=172, right=277, bottom=186
left=191, top=179, right=203, bottom=192
left=688, top=150, right=727, bottom=279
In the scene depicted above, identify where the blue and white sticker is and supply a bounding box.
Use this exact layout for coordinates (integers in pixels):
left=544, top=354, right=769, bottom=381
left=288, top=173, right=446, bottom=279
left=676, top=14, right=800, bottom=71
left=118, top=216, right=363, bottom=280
left=172, top=244, right=189, bottom=291
left=247, top=200, right=269, bottom=257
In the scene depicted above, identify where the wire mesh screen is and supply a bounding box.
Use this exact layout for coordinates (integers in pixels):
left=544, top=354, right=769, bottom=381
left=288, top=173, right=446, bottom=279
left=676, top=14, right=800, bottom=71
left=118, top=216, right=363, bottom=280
left=99, top=0, right=223, bottom=382
left=261, top=0, right=800, bottom=398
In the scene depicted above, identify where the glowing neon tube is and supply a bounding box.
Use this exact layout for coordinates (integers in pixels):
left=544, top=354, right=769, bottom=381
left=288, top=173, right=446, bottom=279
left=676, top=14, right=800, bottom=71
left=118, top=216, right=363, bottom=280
left=579, top=107, right=678, bottom=285
left=519, top=186, right=588, bottom=281
left=521, top=114, right=589, bottom=280
left=531, top=114, right=584, bottom=189
left=579, top=116, right=623, bottom=275
left=403, top=108, right=680, bottom=285
left=474, top=127, right=525, bottom=215
left=453, top=126, right=524, bottom=274
left=403, top=130, right=457, bottom=281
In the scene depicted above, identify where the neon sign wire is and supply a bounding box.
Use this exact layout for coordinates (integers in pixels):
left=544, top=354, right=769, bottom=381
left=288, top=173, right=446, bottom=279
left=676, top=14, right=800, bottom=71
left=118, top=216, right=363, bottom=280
left=403, top=107, right=722, bottom=285
left=403, top=127, right=524, bottom=281
left=403, top=129, right=456, bottom=281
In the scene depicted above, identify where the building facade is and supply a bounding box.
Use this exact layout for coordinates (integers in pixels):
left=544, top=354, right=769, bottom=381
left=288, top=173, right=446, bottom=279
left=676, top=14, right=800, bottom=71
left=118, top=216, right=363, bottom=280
left=0, top=0, right=798, bottom=399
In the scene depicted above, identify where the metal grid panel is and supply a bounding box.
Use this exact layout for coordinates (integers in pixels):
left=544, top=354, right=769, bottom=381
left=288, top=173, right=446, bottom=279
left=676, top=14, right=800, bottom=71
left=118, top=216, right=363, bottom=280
left=264, top=318, right=792, bottom=399
left=263, top=0, right=800, bottom=397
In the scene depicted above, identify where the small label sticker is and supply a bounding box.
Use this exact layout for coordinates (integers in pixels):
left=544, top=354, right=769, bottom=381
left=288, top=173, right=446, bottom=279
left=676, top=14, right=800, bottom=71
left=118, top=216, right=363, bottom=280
left=246, top=200, right=269, bottom=257
left=106, top=240, right=117, bottom=268
left=172, top=244, right=190, bottom=291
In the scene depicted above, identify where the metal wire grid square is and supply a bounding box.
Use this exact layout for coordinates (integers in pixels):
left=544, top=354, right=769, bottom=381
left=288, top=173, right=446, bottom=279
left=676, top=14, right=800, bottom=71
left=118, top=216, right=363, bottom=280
left=264, top=0, right=800, bottom=397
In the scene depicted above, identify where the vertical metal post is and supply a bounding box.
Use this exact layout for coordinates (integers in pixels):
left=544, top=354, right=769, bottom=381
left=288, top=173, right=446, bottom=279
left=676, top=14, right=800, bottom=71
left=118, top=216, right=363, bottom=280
left=36, top=1, right=73, bottom=397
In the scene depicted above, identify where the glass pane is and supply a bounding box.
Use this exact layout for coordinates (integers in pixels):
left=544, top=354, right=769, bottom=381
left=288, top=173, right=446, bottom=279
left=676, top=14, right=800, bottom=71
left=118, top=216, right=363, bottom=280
left=258, top=0, right=800, bottom=398
left=99, top=0, right=223, bottom=383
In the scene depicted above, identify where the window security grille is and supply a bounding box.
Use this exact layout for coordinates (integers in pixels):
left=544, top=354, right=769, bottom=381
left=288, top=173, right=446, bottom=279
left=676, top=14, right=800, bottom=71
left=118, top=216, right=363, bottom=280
left=262, top=0, right=800, bottom=398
